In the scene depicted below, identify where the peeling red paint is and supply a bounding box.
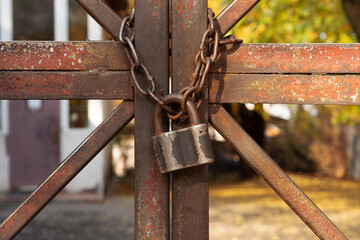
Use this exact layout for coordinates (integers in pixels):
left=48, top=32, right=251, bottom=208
left=136, top=161, right=168, bottom=239
left=212, top=43, right=360, bottom=74
left=0, top=41, right=129, bottom=71
left=209, top=74, right=360, bottom=105
left=152, top=0, right=162, bottom=17
left=176, top=0, right=198, bottom=28
left=0, top=71, right=133, bottom=99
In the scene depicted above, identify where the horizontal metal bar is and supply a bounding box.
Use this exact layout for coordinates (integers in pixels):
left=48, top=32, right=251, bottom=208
left=3, top=71, right=360, bottom=103
left=0, top=71, right=133, bottom=99
left=209, top=74, right=360, bottom=104
left=209, top=104, right=348, bottom=240
left=3, top=43, right=358, bottom=74
left=215, top=0, right=260, bottom=36
left=0, top=101, right=135, bottom=240
left=76, top=0, right=132, bottom=40
left=211, top=43, right=360, bottom=74
left=0, top=41, right=129, bottom=71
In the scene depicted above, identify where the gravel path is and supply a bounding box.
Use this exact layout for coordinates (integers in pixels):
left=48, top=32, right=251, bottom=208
left=1, top=174, right=359, bottom=239
left=0, top=196, right=134, bottom=240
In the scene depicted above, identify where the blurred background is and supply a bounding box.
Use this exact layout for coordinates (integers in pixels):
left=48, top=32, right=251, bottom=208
left=0, top=0, right=360, bottom=239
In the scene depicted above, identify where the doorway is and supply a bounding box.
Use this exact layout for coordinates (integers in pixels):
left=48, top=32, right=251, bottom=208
left=9, top=100, right=60, bottom=188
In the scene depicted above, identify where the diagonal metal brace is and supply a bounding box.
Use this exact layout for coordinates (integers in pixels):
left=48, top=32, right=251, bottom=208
left=78, top=0, right=258, bottom=41
left=0, top=101, right=134, bottom=240
left=209, top=104, right=348, bottom=240
left=76, top=0, right=132, bottom=40
left=215, top=0, right=261, bottom=36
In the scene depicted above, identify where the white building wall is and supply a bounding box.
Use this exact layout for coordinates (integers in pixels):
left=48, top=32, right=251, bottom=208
left=0, top=101, right=10, bottom=191
left=0, top=0, right=12, bottom=192
left=58, top=10, right=109, bottom=195
left=60, top=100, right=109, bottom=194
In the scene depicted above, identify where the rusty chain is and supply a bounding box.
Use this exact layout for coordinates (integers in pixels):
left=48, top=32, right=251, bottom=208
left=119, top=8, right=242, bottom=120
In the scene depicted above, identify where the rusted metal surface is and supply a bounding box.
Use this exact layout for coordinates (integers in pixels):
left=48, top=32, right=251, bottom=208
left=0, top=0, right=356, bottom=238
left=153, top=123, right=213, bottom=173
left=0, top=101, right=134, bottom=240
left=76, top=0, right=132, bottom=40
left=215, top=0, right=260, bottom=36
left=152, top=94, right=213, bottom=173
left=134, top=0, right=169, bottom=238
left=169, top=8, right=240, bottom=121
left=209, top=74, right=360, bottom=104
left=209, top=104, right=348, bottom=240
left=171, top=0, right=209, bottom=238
left=3, top=42, right=359, bottom=73
left=211, top=43, right=360, bottom=74
left=0, top=71, right=133, bottom=99
left=0, top=41, right=129, bottom=71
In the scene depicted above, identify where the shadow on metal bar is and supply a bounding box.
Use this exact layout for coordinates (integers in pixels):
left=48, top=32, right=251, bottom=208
left=0, top=101, right=134, bottom=240
left=209, top=104, right=348, bottom=240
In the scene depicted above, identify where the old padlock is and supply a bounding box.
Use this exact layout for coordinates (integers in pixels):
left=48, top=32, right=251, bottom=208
left=152, top=94, right=214, bottom=173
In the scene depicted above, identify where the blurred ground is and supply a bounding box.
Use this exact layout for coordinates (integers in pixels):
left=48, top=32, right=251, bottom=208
left=0, top=173, right=359, bottom=239
left=209, top=174, right=360, bottom=240
left=0, top=196, right=134, bottom=240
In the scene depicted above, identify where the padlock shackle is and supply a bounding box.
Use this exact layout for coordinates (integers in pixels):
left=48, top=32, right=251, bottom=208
left=153, top=94, right=201, bottom=135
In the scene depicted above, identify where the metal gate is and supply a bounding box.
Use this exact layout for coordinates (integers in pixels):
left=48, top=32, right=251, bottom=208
left=0, top=0, right=358, bottom=239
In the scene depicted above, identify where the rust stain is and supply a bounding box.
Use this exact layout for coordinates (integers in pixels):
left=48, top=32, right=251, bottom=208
left=211, top=43, right=360, bottom=74
left=0, top=71, right=133, bottom=99
left=176, top=0, right=198, bottom=28
left=0, top=41, right=130, bottom=71
left=209, top=74, right=360, bottom=105
left=152, top=0, right=162, bottom=17
left=137, top=162, right=167, bottom=238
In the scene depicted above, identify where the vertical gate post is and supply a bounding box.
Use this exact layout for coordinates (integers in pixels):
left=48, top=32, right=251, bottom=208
left=171, top=0, right=209, bottom=239
left=134, top=0, right=169, bottom=239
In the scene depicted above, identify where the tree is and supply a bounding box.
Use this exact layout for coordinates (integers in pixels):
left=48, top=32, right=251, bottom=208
left=342, top=0, right=360, bottom=40
left=210, top=0, right=360, bottom=179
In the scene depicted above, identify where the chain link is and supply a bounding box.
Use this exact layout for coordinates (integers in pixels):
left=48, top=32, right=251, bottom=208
left=168, top=8, right=242, bottom=120
left=118, top=9, right=174, bottom=113
left=119, top=8, right=243, bottom=120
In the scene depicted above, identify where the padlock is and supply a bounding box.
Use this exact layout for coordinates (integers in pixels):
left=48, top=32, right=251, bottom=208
left=152, top=94, right=214, bottom=173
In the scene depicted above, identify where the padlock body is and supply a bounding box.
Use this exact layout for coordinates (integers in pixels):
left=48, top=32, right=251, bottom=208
left=152, top=123, right=214, bottom=173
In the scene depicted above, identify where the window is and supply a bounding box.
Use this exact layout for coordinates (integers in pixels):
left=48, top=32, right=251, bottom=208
left=68, top=2, right=88, bottom=128
left=69, top=0, right=87, bottom=41
left=69, top=100, right=88, bottom=128
left=10, top=0, right=97, bottom=129
left=13, top=0, right=54, bottom=40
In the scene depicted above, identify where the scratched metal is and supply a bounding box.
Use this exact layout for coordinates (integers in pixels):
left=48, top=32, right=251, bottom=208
left=0, top=101, right=134, bottom=240
left=171, top=0, right=209, bottom=239
left=76, top=0, right=132, bottom=40
left=211, top=43, right=360, bottom=74
left=152, top=124, right=214, bottom=173
left=134, top=0, right=169, bottom=238
left=209, top=74, right=360, bottom=104
left=0, top=71, right=133, bottom=100
left=0, top=41, right=129, bottom=71
left=152, top=94, right=213, bottom=173
left=215, top=0, right=260, bottom=36
left=209, top=104, right=348, bottom=240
